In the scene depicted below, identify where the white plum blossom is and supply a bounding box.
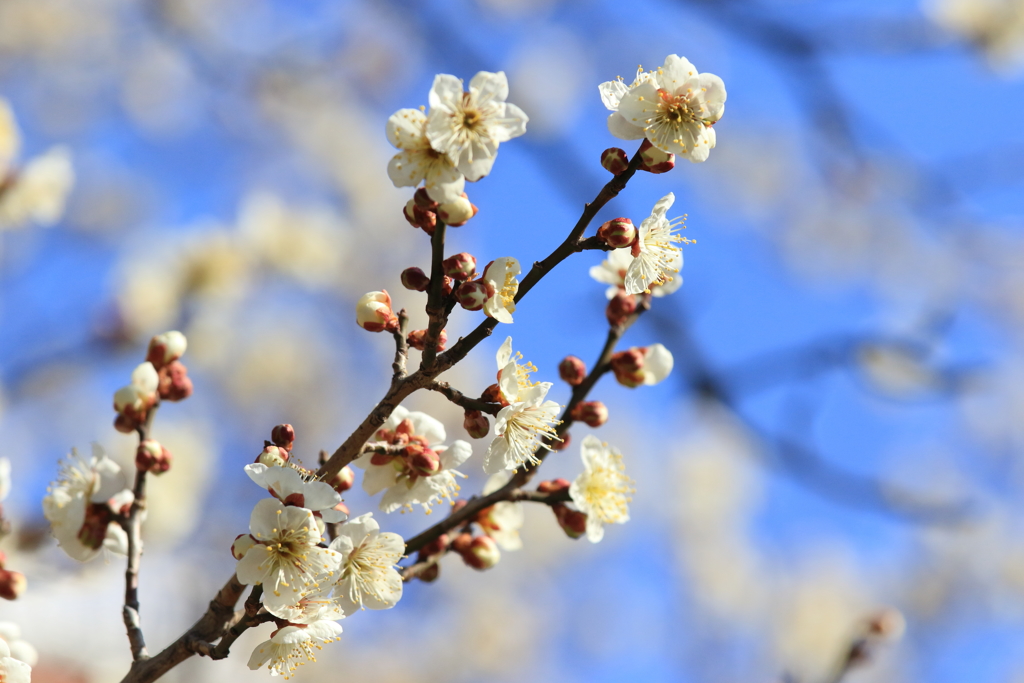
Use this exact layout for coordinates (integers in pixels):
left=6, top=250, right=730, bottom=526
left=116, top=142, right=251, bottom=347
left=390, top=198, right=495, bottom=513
left=569, top=435, right=634, bottom=543
left=484, top=384, right=561, bottom=473
left=482, top=257, right=521, bottom=324
left=386, top=107, right=466, bottom=203
left=0, top=638, right=30, bottom=683
left=590, top=246, right=683, bottom=298
left=624, top=192, right=689, bottom=296
left=426, top=71, right=528, bottom=182
left=637, top=343, right=674, bottom=385
left=608, top=55, right=725, bottom=162
left=0, top=146, right=75, bottom=229
left=113, top=361, right=159, bottom=418
left=328, top=513, right=404, bottom=614
left=0, top=99, right=19, bottom=179
left=478, top=471, right=524, bottom=551
left=247, top=621, right=342, bottom=678
left=264, top=578, right=346, bottom=624
left=0, top=623, right=37, bottom=668
left=42, top=444, right=131, bottom=562
left=496, top=336, right=550, bottom=404
left=0, top=458, right=10, bottom=502
left=235, top=499, right=342, bottom=610
left=244, top=464, right=347, bottom=523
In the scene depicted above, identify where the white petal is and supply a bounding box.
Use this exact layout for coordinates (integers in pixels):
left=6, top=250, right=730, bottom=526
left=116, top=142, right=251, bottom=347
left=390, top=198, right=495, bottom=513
left=385, top=108, right=428, bottom=150
left=469, top=70, right=509, bottom=105
left=598, top=79, right=630, bottom=111
left=408, top=410, right=446, bottom=446
left=496, top=336, right=513, bottom=369
left=643, top=343, right=674, bottom=385
left=361, top=463, right=398, bottom=497
left=439, top=440, right=472, bottom=469
left=427, top=74, right=464, bottom=112
left=607, top=112, right=647, bottom=140
left=658, top=54, right=698, bottom=91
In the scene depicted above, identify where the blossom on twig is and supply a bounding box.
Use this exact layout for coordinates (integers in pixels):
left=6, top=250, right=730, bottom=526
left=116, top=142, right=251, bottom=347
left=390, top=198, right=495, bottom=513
left=328, top=513, right=404, bottom=615
left=484, top=384, right=561, bottom=473
left=569, top=436, right=634, bottom=543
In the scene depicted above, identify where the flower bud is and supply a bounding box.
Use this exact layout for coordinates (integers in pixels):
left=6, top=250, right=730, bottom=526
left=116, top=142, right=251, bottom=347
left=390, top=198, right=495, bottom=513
left=332, top=500, right=350, bottom=518
left=406, top=328, right=447, bottom=352
left=356, top=290, right=399, bottom=332
left=601, top=147, right=629, bottom=175
left=479, top=383, right=504, bottom=405
left=442, top=252, right=477, bottom=281
left=538, top=479, right=571, bottom=495
left=463, top=535, right=500, bottom=570
left=611, top=344, right=673, bottom=387
left=451, top=531, right=473, bottom=555
left=558, top=356, right=587, bottom=386
left=327, top=465, right=355, bottom=494
left=158, top=360, right=193, bottom=402
left=401, top=266, right=430, bottom=292
left=271, top=424, right=296, bottom=451
left=437, top=194, right=477, bottom=227
left=257, top=444, right=289, bottom=467
left=403, top=199, right=436, bottom=232
left=0, top=568, right=27, bottom=600
left=455, top=280, right=490, bottom=311
left=136, top=439, right=173, bottom=474
left=597, top=218, right=636, bottom=249
left=231, top=534, right=256, bottom=560
left=463, top=409, right=490, bottom=439
left=408, top=448, right=441, bottom=476
left=571, top=401, right=608, bottom=428
left=146, top=330, right=187, bottom=369
left=639, top=139, right=675, bottom=173
left=606, top=290, right=637, bottom=327
left=413, top=187, right=437, bottom=210
left=417, top=562, right=440, bottom=582
left=553, top=504, right=587, bottom=539
left=419, top=533, right=450, bottom=558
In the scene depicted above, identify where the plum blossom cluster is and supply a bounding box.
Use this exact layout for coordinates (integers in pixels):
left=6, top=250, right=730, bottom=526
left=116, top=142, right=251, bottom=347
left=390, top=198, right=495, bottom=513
left=0, top=97, right=75, bottom=232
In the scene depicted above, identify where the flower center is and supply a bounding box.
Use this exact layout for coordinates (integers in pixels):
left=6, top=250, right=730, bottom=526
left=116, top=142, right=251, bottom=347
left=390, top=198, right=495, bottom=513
left=657, top=90, right=698, bottom=126
left=461, top=108, right=483, bottom=130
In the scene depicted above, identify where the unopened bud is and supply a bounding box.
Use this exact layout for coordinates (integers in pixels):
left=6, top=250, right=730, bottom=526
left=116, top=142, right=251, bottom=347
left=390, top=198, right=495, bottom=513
left=571, top=401, right=608, bottom=427
left=146, top=330, right=187, bottom=369
left=538, top=478, right=571, bottom=495
left=867, top=608, right=906, bottom=642
left=328, top=465, right=355, bottom=493
left=597, top=218, right=636, bottom=249
left=417, top=563, right=440, bottom=582
left=409, top=448, right=441, bottom=476
left=136, top=439, right=173, bottom=474
left=158, top=360, right=193, bottom=402
left=639, top=139, right=675, bottom=173
left=553, top=504, right=587, bottom=539
left=451, top=531, right=473, bottom=555
left=356, top=290, right=399, bottom=333
left=419, top=533, right=450, bottom=558
left=437, top=194, right=478, bottom=227
left=231, top=534, right=256, bottom=560
left=463, top=409, right=490, bottom=439
left=601, top=147, right=629, bottom=175
left=559, top=356, right=587, bottom=386
left=257, top=444, right=289, bottom=467
left=0, top=569, right=27, bottom=600
left=271, top=424, right=295, bottom=451
left=455, top=280, right=490, bottom=311
left=610, top=348, right=646, bottom=388
left=480, top=383, right=504, bottom=404
left=403, top=199, right=436, bottom=233
left=406, top=329, right=447, bottom=352
left=413, top=187, right=438, bottom=210
left=463, top=535, right=500, bottom=570
left=442, top=252, right=477, bottom=281
left=606, top=291, right=637, bottom=326
left=401, top=267, right=430, bottom=292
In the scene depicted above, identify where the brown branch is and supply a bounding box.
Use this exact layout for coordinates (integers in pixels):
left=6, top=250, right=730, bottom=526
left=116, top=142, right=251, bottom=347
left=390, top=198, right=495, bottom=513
left=360, top=443, right=409, bottom=456
left=427, top=381, right=502, bottom=415
left=391, top=309, right=410, bottom=381
left=420, top=219, right=449, bottom=369
left=122, top=404, right=159, bottom=661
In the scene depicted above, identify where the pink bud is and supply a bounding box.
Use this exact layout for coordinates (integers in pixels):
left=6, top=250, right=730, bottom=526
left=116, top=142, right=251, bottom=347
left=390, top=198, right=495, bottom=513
left=257, top=444, right=290, bottom=467
left=553, top=504, right=587, bottom=539
left=479, top=383, right=504, bottom=405
left=463, top=409, right=490, bottom=439
left=558, top=356, right=587, bottom=386
left=401, top=267, right=430, bottom=292
left=403, top=199, right=437, bottom=233
left=597, top=217, right=636, bottom=249
left=408, top=448, right=441, bottom=476
left=537, top=478, right=571, bottom=495
left=442, top=252, right=477, bottom=281
left=437, top=194, right=477, bottom=227
left=601, top=147, right=629, bottom=175
left=356, top=290, right=399, bottom=332
left=0, top=569, right=27, bottom=600
left=146, top=330, right=187, bottom=369
left=455, top=280, right=490, bottom=311
left=606, top=291, right=637, bottom=326
left=463, top=535, right=500, bottom=570
left=639, top=139, right=675, bottom=174
left=328, top=465, right=355, bottom=494
left=570, top=401, right=608, bottom=428
left=419, top=534, right=450, bottom=558
left=406, top=329, right=447, bottom=352
left=158, top=360, right=193, bottom=402
left=136, top=439, right=173, bottom=474
left=231, top=534, right=256, bottom=560
left=451, top=532, right=473, bottom=555
left=271, top=424, right=295, bottom=451
left=610, top=348, right=646, bottom=388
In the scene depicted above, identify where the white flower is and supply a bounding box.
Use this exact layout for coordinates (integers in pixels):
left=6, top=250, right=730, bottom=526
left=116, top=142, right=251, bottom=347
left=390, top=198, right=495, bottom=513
left=426, top=71, right=528, bottom=182
left=244, top=464, right=347, bottom=523
left=0, top=623, right=37, bottom=668
left=0, top=146, right=75, bottom=229
left=42, top=444, right=131, bottom=562
left=590, top=246, right=682, bottom=299
left=478, top=471, right=524, bottom=551
left=496, top=336, right=550, bottom=404
left=264, top=578, right=346, bottom=625
left=0, top=99, right=19, bottom=179
left=0, top=458, right=10, bottom=502
left=386, top=107, right=466, bottom=203
left=482, top=257, right=521, bottom=324
left=484, top=384, right=561, bottom=473
left=624, top=193, right=688, bottom=296
left=569, top=435, right=634, bottom=543
left=638, top=343, right=674, bottom=385
left=354, top=406, right=471, bottom=513
left=0, top=638, right=30, bottom=683
left=328, top=513, right=404, bottom=614
left=113, top=361, right=160, bottom=417
left=598, top=66, right=656, bottom=140
left=612, top=55, right=725, bottom=162
left=247, top=622, right=342, bottom=678
left=235, top=499, right=342, bottom=610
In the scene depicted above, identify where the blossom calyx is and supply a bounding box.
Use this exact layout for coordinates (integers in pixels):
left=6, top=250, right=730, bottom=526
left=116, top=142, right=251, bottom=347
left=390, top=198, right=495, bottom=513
left=356, top=290, right=399, bottom=333
left=271, top=424, right=295, bottom=451
left=610, top=343, right=673, bottom=387
left=401, top=266, right=430, bottom=292
left=136, top=439, right=172, bottom=474
left=553, top=504, right=587, bottom=539
left=157, top=360, right=193, bottom=402
left=437, top=194, right=477, bottom=227
left=146, top=330, right=187, bottom=369
left=443, top=252, right=477, bottom=280
left=558, top=356, right=587, bottom=386
left=606, top=290, right=637, bottom=326
left=597, top=218, right=636, bottom=249
left=570, top=401, right=608, bottom=428
left=463, top=409, right=490, bottom=439
left=407, top=328, right=447, bottom=352
left=455, top=280, right=489, bottom=311
left=601, top=147, right=629, bottom=175
left=639, top=139, right=675, bottom=173
left=0, top=568, right=26, bottom=600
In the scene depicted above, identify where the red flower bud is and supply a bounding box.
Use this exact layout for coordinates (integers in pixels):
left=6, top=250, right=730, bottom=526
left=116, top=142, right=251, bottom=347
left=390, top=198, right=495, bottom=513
left=136, top=439, right=173, bottom=474
left=597, top=218, right=636, bottom=249
left=553, top=504, right=588, bottom=539
left=401, top=267, right=430, bottom=292
left=537, top=478, right=571, bottom=495
left=462, top=535, right=500, bottom=570
left=442, top=252, right=477, bottom=281
left=455, top=280, right=490, bottom=311
left=327, top=465, right=355, bottom=494
left=558, top=356, right=587, bottom=386
left=403, top=199, right=437, bottom=233
left=0, top=568, right=27, bottom=600
left=413, top=188, right=438, bottom=210
left=639, top=139, right=675, bottom=174
left=271, top=424, right=295, bottom=451
left=570, top=401, right=608, bottom=428
left=463, top=409, right=490, bottom=439
left=606, top=291, right=637, bottom=327
left=601, top=147, right=629, bottom=175
left=406, top=329, right=447, bottom=352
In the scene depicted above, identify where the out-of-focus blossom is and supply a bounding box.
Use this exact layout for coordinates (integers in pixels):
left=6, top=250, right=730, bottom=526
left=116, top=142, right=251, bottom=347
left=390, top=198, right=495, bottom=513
left=484, top=384, right=561, bottom=473
left=248, top=622, right=342, bottom=678
left=482, top=257, right=521, bottom=323
left=610, top=344, right=674, bottom=387
left=386, top=107, right=466, bottom=203
left=926, top=0, right=1024, bottom=71
left=478, top=470, right=524, bottom=551
left=426, top=71, right=528, bottom=182
left=0, top=146, right=74, bottom=230
left=0, top=99, right=19, bottom=178
left=0, top=637, right=30, bottom=683
left=0, top=458, right=10, bottom=502
left=569, top=435, right=634, bottom=543
left=0, top=623, right=37, bottom=667
left=328, top=513, right=403, bottom=614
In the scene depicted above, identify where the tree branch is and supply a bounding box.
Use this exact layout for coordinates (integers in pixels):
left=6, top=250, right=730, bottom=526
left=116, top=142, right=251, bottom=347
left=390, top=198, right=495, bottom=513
left=427, top=381, right=502, bottom=415
left=420, top=219, right=449, bottom=369
left=391, top=308, right=410, bottom=382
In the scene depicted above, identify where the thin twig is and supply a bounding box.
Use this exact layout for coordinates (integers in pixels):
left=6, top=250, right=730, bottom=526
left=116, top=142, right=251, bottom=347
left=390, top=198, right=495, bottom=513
left=122, top=404, right=159, bottom=661
left=391, top=309, right=410, bottom=381
left=420, top=219, right=449, bottom=369
left=427, top=381, right=502, bottom=415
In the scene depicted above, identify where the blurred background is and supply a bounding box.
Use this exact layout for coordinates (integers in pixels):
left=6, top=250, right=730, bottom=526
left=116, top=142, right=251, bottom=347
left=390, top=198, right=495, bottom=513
left=2, top=0, right=1024, bottom=680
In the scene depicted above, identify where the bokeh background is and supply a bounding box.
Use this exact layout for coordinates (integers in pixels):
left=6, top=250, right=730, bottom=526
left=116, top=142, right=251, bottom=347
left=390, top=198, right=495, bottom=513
left=3, top=0, right=1024, bottom=681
